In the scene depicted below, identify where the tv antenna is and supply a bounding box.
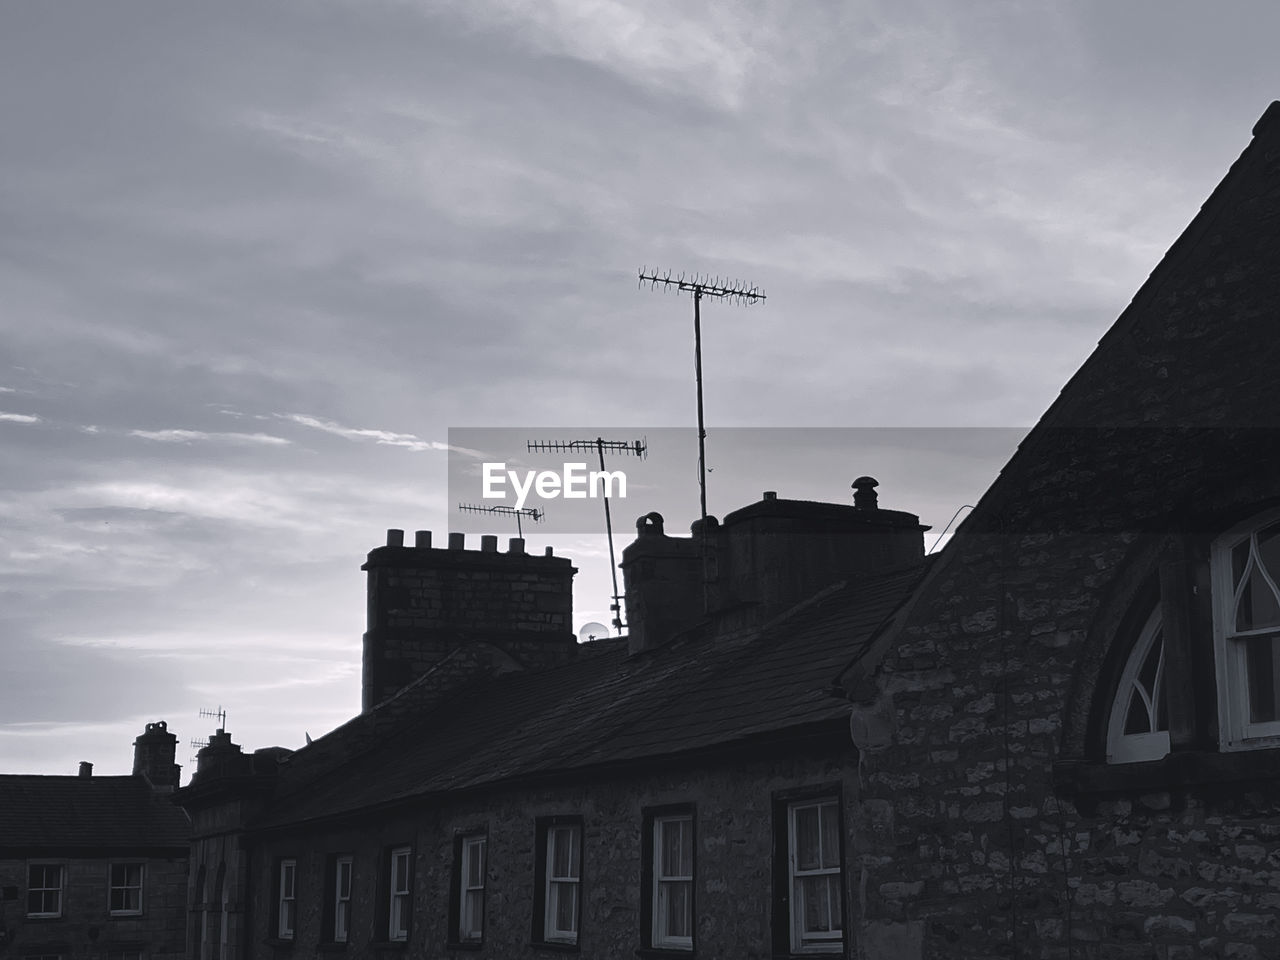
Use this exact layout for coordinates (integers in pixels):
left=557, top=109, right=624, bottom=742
left=527, top=437, right=647, bottom=634
left=638, top=268, right=765, bottom=610
left=188, top=706, right=227, bottom=761
left=457, top=502, right=545, bottom=538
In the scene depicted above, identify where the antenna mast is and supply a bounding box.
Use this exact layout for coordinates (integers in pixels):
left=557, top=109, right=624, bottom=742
left=637, top=268, right=765, bottom=610
left=526, top=437, right=647, bottom=634
left=457, top=503, right=544, bottom=538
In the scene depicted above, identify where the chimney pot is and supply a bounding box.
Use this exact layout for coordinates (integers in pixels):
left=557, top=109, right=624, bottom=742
left=852, top=476, right=879, bottom=510
left=387, top=528, right=404, bottom=547
left=449, top=532, right=465, bottom=550
left=509, top=538, right=525, bottom=554
left=637, top=512, right=665, bottom=536
left=78, top=761, right=92, bottom=778
left=415, top=530, right=432, bottom=548
left=544, top=546, right=554, bottom=556
left=763, top=491, right=777, bottom=500
left=481, top=534, right=498, bottom=552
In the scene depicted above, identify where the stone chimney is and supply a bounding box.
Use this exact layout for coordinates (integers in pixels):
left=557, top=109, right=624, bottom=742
left=132, top=720, right=181, bottom=791
left=361, top=529, right=578, bottom=712
left=622, top=480, right=929, bottom=654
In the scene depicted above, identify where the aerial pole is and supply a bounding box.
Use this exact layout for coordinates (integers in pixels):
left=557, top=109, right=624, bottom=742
left=527, top=436, right=647, bottom=634
left=637, top=268, right=765, bottom=610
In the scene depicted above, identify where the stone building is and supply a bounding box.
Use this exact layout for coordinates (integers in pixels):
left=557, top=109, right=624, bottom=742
left=838, top=99, right=1280, bottom=958
left=174, top=496, right=930, bottom=959
left=0, top=722, right=190, bottom=960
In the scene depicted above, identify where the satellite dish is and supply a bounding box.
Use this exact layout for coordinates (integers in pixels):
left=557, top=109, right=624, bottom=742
left=578, top=622, right=609, bottom=643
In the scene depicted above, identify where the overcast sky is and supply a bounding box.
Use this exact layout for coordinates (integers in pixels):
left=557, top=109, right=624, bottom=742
left=3, top=1, right=1279, bottom=778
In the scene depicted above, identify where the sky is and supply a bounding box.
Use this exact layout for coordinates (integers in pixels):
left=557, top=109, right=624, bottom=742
left=2, top=1, right=1279, bottom=778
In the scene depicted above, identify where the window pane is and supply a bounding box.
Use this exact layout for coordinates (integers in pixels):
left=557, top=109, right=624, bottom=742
left=394, top=852, right=409, bottom=891
left=552, top=828, right=570, bottom=877
left=827, top=875, right=843, bottom=930
left=1239, top=562, right=1280, bottom=632
left=820, top=803, right=840, bottom=869
left=1258, top=523, right=1280, bottom=583
left=553, top=881, right=577, bottom=932
left=800, top=875, right=832, bottom=932
left=338, top=859, right=351, bottom=897
left=1247, top=635, right=1280, bottom=723
left=663, top=880, right=690, bottom=938
left=795, top=805, right=820, bottom=871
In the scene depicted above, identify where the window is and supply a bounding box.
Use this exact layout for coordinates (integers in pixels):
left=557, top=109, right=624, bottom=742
left=109, top=862, right=144, bottom=916
left=534, top=818, right=582, bottom=946
left=1106, top=608, right=1170, bottom=763
left=449, top=833, right=486, bottom=944
left=388, top=847, right=412, bottom=942
left=1216, top=515, right=1280, bottom=748
left=330, top=855, right=353, bottom=943
left=773, top=794, right=843, bottom=955
left=644, top=810, right=694, bottom=951
left=26, top=863, right=63, bottom=918
left=277, top=859, right=297, bottom=940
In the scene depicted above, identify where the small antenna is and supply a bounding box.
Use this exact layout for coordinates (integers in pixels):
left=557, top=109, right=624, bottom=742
left=198, top=706, right=227, bottom=730
left=457, top=502, right=545, bottom=538
left=638, top=267, right=765, bottom=611
left=527, top=436, right=647, bottom=634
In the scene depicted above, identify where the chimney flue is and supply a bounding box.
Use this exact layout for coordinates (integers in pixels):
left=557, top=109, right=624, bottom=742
left=78, top=761, right=92, bottom=778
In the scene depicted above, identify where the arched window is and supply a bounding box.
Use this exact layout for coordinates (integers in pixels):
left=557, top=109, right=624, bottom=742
left=1214, top=513, right=1280, bottom=748
left=1106, top=607, right=1170, bottom=763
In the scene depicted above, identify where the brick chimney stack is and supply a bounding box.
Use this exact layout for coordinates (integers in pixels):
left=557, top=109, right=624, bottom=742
left=132, top=720, right=181, bottom=792
left=361, top=529, right=578, bottom=712
left=623, top=481, right=929, bottom=654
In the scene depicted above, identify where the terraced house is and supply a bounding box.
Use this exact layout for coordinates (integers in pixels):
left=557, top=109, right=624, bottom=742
left=176, top=99, right=1280, bottom=959
left=0, top=722, right=189, bottom=960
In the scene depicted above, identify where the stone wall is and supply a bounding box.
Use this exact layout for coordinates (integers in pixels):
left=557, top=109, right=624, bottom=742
left=0, top=854, right=187, bottom=960
left=844, top=99, right=1280, bottom=960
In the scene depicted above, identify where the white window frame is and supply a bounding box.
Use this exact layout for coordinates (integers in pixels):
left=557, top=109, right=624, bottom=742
left=109, top=861, right=145, bottom=916
left=388, top=846, right=412, bottom=942
left=787, top=798, right=843, bottom=954
left=26, top=862, right=64, bottom=918
left=543, top=823, right=581, bottom=944
left=333, top=855, right=352, bottom=944
left=458, top=835, right=486, bottom=943
left=1214, top=512, right=1280, bottom=749
left=277, top=859, right=297, bottom=940
left=651, top=814, right=693, bottom=951
left=1106, top=608, right=1171, bottom=763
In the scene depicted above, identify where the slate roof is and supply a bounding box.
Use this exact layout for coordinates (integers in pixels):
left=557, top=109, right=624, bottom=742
left=0, top=774, right=190, bottom=850
left=255, top=559, right=929, bottom=829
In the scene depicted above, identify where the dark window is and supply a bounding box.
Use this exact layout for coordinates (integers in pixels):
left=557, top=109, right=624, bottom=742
left=772, top=788, right=845, bottom=956
left=322, top=854, right=353, bottom=944
left=532, top=816, right=583, bottom=947
left=448, top=830, right=487, bottom=945
left=642, top=806, right=695, bottom=952
left=26, top=863, right=63, bottom=918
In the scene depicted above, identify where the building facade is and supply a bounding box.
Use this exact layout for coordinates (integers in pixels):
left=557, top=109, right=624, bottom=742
left=0, top=722, right=190, bottom=960
left=175, top=497, right=928, bottom=959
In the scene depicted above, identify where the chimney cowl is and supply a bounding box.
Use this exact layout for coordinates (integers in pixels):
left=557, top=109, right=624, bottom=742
left=852, top=476, right=879, bottom=510
left=636, top=512, right=665, bottom=536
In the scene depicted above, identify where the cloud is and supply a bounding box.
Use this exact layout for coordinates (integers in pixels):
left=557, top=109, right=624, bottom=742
left=280, top=413, right=455, bottom=453
left=128, top=428, right=291, bottom=446
left=0, top=412, right=39, bottom=423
